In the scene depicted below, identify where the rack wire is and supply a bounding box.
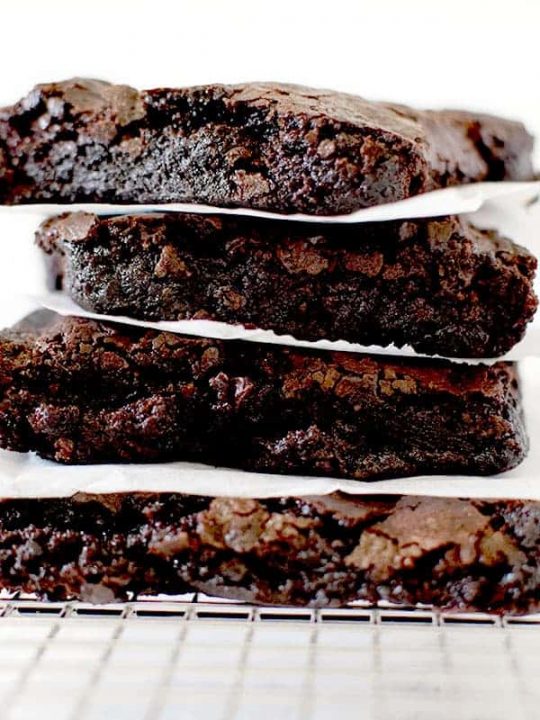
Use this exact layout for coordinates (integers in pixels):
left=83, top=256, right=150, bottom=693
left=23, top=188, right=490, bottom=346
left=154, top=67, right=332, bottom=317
left=0, top=594, right=539, bottom=720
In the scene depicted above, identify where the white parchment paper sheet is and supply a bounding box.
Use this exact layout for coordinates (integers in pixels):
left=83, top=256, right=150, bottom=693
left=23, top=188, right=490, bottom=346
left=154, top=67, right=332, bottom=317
left=0, top=357, right=538, bottom=501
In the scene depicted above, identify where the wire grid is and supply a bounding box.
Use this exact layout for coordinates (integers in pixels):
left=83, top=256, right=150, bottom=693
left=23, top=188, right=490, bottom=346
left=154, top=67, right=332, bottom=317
left=0, top=595, right=538, bottom=720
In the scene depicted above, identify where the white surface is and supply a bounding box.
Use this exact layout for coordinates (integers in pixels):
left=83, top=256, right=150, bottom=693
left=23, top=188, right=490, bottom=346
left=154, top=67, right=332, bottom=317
left=0, top=356, right=538, bottom=501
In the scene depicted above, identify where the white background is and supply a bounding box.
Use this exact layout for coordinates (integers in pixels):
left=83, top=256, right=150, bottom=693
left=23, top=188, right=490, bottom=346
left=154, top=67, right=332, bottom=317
left=0, top=0, right=539, bottom=321
left=0, top=0, right=538, bottom=142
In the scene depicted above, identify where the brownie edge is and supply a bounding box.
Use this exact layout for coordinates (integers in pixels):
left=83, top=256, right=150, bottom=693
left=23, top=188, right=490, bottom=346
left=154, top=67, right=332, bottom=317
left=0, top=492, right=539, bottom=615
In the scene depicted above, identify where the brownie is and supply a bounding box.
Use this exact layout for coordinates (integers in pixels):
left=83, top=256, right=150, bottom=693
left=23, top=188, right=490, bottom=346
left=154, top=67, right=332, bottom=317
left=0, top=79, right=534, bottom=214
left=0, top=491, right=539, bottom=614
left=38, top=211, right=538, bottom=358
left=0, top=311, right=527, bottom=478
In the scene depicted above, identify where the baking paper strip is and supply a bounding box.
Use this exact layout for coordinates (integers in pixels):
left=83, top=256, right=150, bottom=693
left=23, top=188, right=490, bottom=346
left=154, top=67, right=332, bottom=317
left=0, top=357, right=538, bottom=501
left=1, top=181, right=538, bottom=224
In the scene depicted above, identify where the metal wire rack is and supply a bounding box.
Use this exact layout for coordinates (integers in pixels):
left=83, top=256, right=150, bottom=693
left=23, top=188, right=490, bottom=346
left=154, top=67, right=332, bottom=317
left=0, top=594, right=539, bottom=720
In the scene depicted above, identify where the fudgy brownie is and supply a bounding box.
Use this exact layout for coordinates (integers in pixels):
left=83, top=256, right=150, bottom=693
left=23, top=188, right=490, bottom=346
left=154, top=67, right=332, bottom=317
left=0, top=491, right=539, bottom=614
left=38, top=211, right=538, bottom=358
left=0, top=79, right=534, bottom=213
left=0, top=311, right=527, bottom=477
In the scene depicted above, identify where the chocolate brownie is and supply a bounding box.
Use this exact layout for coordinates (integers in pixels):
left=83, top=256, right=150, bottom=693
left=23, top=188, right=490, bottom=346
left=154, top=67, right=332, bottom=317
left=0, top=311, right=527, bottom=477
left=0, top=79, right=534, bottom=213
left=38, top=211, right=538, bottom=358
left=0, top=491, right=539, bottom=614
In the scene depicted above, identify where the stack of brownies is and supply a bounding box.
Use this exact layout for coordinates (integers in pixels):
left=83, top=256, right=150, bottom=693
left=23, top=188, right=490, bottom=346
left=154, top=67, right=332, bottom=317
left=0, top=78, right=538, bottom=613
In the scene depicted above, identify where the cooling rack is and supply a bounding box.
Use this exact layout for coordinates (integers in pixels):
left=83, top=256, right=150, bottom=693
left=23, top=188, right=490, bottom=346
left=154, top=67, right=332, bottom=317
left=0, top=594, right=538, bottom=720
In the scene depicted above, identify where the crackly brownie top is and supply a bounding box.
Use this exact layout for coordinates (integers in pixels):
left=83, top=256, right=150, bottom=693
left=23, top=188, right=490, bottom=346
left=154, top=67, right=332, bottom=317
left=14, top=490, right=529, bottom=566
left=8, top=78, right=531, bottom=154
left=0, top=490, right=538, bottom=613
left=36, top=209, right=535, bottom=262
left=48, top=491, right=540, bottom=583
